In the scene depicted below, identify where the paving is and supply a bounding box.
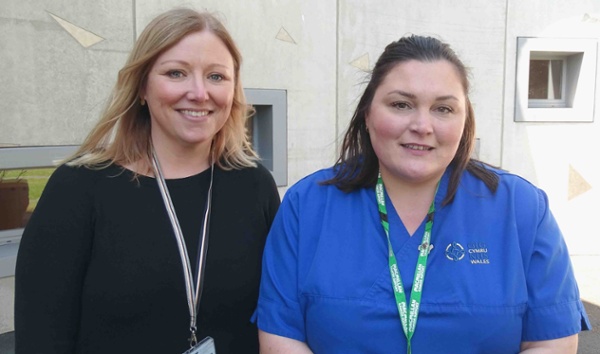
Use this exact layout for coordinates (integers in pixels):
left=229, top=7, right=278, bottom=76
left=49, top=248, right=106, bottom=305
left=0, top=331, right=13, bottom=354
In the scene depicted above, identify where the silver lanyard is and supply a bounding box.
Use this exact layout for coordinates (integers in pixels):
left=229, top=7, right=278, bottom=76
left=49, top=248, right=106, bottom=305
left=151, top=149, right=214, bottom=346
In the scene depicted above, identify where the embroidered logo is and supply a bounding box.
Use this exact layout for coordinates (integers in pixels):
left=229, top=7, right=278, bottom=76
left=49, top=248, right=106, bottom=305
left=467, top=242, right=490, bottom=264
left=445, top=242, right=465, bottom=261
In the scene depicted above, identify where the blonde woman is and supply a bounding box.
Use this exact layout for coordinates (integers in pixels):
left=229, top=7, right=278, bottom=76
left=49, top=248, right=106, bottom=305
left=15, top=8, right=280, bottom=353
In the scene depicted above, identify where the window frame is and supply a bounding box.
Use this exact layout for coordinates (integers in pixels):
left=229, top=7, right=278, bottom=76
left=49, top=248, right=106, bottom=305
left=0, top=145, right=78, bottom=278
left=244, top=88, right=288, bottom=186
left=515, top=37, right=597, bottom=122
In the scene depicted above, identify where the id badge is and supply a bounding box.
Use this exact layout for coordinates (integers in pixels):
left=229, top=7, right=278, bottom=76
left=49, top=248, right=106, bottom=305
left=183, top=336, right=216, bottom=354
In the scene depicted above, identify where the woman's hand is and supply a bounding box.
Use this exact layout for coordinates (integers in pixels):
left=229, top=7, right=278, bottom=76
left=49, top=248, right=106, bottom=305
left=520, top=334, right=578, bottom=353
left=259, top=330, right=314, bottom=354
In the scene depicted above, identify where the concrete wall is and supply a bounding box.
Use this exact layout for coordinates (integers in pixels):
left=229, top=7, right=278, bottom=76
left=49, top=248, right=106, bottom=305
left=502, top=1, right=600, bottom=256
left=0, top=1, right=132, bottom=146
left=1, top=0, right=599, bottom=334
left=0, top=0, right=338, bottom=183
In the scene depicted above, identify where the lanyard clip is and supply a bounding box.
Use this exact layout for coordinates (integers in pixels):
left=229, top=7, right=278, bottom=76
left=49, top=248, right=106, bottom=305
left=419, top=242, right=434, bottom=254
left=189, top=327, right=198, bottom=347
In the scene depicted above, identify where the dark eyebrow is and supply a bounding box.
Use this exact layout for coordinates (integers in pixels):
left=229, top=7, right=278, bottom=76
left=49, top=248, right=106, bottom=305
left=387, top=90, right=416, bottom=99
left=435, top=95, right=460, bottom=102
left=387, top=90, right=459, bottom=102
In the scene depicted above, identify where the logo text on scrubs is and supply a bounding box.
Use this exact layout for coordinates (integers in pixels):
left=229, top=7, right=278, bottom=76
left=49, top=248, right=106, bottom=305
left=467, top=242, right=490, bottom=264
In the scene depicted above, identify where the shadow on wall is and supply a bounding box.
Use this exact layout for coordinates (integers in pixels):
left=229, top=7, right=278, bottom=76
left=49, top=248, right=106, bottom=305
left=0, top=301, right=597, bottom=353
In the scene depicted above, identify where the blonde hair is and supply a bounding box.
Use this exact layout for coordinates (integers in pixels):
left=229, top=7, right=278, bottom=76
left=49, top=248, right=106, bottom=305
left=68, top=8, right=257, bottom=172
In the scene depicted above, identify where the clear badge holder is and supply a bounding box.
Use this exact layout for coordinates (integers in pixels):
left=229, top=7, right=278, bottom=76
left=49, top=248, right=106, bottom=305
left=183, top=336, right=216, bottom=354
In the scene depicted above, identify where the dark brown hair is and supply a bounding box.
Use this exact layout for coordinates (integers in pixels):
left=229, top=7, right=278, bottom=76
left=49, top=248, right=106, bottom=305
left=323, top=35, right=498, bottom=204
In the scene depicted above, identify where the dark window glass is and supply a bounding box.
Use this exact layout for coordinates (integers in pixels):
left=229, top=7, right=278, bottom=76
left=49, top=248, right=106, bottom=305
left=529, top=59, right=563, bottom=99
left=0, top=168, right=54, bottom=231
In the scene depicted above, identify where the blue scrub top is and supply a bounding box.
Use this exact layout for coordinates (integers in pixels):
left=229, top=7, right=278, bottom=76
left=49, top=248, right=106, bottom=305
left=254, top=166, right=591, bottom=353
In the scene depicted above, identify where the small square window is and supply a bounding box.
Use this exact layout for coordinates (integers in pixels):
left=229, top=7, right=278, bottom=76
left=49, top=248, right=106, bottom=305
left=515, top=37, right=597, bottom=122
left=244, top=89, right=287, bottom=186
left=528, top=58, right=564, bottom=101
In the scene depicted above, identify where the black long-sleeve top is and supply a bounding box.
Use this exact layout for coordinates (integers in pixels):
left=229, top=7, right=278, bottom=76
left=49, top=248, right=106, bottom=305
left=15, top=163, right=280, bottom=353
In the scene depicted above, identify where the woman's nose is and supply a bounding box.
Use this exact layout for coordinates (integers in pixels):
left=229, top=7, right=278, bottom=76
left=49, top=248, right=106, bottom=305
left=410, top=110, right=434, bottom=134
left=186, top=77, right=209, bottom=101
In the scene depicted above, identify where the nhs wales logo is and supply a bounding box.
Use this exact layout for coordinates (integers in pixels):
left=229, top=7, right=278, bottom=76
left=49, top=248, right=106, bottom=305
left=445, top=242, right=490, bottom=264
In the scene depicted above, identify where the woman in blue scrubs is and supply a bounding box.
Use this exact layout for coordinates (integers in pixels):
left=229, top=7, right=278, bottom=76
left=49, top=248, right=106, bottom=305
left=254, top=35, right=591, bottom=353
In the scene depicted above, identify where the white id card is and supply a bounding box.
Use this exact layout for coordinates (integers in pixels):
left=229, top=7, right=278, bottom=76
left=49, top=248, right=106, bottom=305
left=183, top=336, right=216, bottom=354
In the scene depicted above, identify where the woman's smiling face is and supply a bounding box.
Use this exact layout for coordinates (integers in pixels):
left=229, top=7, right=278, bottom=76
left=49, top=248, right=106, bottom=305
left=143, top=30, right=235, bottom=153
left=366, top=59, right=467, bottom=186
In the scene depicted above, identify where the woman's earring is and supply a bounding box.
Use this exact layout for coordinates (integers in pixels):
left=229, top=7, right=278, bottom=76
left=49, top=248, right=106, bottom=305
left=140, top=97, right=146, bottom=106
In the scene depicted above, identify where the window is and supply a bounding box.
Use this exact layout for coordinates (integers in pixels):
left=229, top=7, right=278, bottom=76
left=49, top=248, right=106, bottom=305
left=515, top=37, right=597, bottom=122
left=0, top=145, right=77, bottom=277
left=528, top=56, right=566, bottom=107
left=244, top=89, right=287, bottom=186
left=0, top=168, right=54, bottom=232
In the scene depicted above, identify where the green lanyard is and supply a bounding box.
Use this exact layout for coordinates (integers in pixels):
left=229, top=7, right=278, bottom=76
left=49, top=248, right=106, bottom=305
left=375, top=172, right=437, bottom=354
